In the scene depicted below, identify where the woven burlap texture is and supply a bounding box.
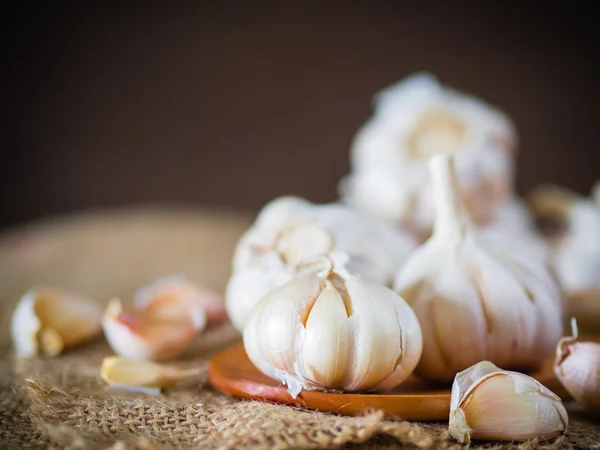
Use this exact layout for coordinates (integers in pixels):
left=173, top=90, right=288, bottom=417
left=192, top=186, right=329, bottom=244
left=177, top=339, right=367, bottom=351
left=1, top=209, right=599, bottom=449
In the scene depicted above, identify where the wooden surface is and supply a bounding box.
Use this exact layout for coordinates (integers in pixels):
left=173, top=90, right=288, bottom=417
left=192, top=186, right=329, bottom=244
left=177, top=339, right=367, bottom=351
left=209, top=343, right=567, bottom=421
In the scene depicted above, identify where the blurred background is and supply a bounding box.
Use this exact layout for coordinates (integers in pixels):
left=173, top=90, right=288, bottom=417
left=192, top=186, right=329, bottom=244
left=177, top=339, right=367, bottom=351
left=2, top=1, right=599, bottom=229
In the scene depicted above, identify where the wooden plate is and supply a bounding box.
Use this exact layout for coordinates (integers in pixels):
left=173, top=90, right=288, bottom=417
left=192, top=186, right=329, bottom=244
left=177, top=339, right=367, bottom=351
left=209, top=343, right=567, bottom=420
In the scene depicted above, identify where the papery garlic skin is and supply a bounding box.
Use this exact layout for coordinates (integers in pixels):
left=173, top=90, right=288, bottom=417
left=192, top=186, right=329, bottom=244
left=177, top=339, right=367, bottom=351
left=339, top=72, right=516, bottom=237
left=227, top=198, right=416, bottom=331
left=12, top=288, right=102, bottom=357
left=554, top=319, right=600, bottom=411
left=394, top=155, right=563, bottom=382
left=243, top=259, right=423, bottom=397
left=450, top=361, right=568, bottom=444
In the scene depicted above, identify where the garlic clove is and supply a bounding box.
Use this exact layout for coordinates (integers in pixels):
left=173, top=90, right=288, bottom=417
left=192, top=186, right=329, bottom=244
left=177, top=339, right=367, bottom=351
left=100, top=356, right=201, bottom=395
left=301, top=280, right=351, bottom=387
left=102, top=298, right=197, bottom=361
left=554, top=318, right=600, bottom=410
left=11, top=288, right=103, bottom=357
left=134, top=275, right=213, bottom=329
left=275, top=223, right=334, bottom=266
left=450, top=361, right=568, bottom=444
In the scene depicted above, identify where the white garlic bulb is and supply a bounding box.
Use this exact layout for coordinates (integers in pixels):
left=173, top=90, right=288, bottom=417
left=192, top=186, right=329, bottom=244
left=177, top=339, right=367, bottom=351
left=450, top=361, right=568, bottom=444
left=339, top=72, right=516, bottom=237
left=554, top=318, right=600, bottom=411
left=243, top=257, right=423, bottom=397
left=226, top=197, right=416, bottom=331
left=528, top=185, right=600, bottom=332
left=394, top=154, right=563, bottom=382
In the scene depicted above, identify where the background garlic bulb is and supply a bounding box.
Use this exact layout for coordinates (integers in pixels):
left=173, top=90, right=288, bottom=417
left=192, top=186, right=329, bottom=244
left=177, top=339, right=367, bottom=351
left=243, top=258, right=423, bottom=397
left=554, top=319, right=600, bottom=411
left=450, top=361, right=568, bottom=444
left=12, top=288, right=102, bottom=357
left=394, top=154, right=563, bottom=382
left=226, top=197, right=416, bottom=331
left=528, top=184, right=600, bottom=332
left=339, top=72, right=516, bottom=238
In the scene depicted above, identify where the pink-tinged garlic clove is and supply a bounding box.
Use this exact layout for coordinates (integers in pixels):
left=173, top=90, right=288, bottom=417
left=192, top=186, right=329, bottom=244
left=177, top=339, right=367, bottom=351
left=450, top=361, right=568, bottom=444
left=100, top=356, right=201, bottom=395
left=134, top=275, right=225, bottom=327
left=11, top=288, right=103, bottom=357
left=554, top=318, right=600, bottom=411
left=102, top=299, right=198, bottom=361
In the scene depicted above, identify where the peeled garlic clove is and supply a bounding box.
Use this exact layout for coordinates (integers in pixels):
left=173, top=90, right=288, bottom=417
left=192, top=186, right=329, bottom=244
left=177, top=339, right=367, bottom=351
left=394, top=154, right=563, bottom=382
left=102, top=298, right=197, bottom=361
left=11, top=288, right=103, bottom=357
left=134, top=275, right=212, bottom=329
left=450, top=361, right=568, bottom=444
left=554, top=318, right=600, bottom=411
left=339, top=72, right=515, bottom=237
left=243, top=257, right=423, bottom=397
left=100, top=356, right=201, bottom=395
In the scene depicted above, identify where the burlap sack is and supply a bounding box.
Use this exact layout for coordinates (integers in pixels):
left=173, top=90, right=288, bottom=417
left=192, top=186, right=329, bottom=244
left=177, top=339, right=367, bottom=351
left=1, top=209, right=599, bottom=449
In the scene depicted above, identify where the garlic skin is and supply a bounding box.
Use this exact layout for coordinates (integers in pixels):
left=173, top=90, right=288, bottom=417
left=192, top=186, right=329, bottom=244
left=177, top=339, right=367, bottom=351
left=394, top=154, right=563, bottom=382
left=227, top=198, right=417, bottom=331
left=339, top=72, right=516, bottom=237
left=243, top=258, right=423, bottom=397
left=554, top=319, right=600, bottom=411
left=449, top=361, right=568, bottom=444
left=12, top=288, right=103, bottom=357
left=102, top=298, right=198, bottom=361
left=100, top=356, right=201, bottom=395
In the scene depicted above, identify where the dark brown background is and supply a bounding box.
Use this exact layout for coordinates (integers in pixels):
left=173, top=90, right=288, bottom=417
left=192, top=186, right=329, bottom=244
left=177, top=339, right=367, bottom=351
left=2, top=1, right=599, bottom=228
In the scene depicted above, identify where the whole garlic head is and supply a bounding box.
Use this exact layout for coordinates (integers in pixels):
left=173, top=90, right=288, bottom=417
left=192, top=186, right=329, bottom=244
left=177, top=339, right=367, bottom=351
left=243, top=257, right=423, bottom=397
left=339, top=72, right=515, bottom=237
left=554, top=319, right=600, bottom=411
left=394, top=154, right=563, bottom=382
left=450, top=361, right=568, bottom=444
left=227, top=198, right=417, bottom=331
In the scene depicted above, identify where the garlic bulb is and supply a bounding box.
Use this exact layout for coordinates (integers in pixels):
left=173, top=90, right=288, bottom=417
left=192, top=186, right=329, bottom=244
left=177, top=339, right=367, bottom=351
left=12, top=288, right=102, bottom=357
left=554, top=318, right=600, bottom=411
left=100, top=356, right=201, bottom=395
left=394, top=154, right=563, bottom=382
left=528, top=185, right=600, bottom=332
left=227, top=198, right=416, bottom=331
left=450, top=361, right=568, bottom=444
left=243, top=257, right=423, bottom=397
left=339, top=72, right=516, bottom=237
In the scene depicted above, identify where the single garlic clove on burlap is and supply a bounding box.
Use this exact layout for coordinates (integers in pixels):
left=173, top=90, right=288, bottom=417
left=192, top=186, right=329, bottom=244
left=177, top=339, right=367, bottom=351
left=102, top=298, right=198, bottom=361
left=11, top=288, right=103, bottom=357
left=243, top=256, right=423, bottom=397
left=134, top=275, right=218, bottom=327
left=449, top=361, right=568, bottom=444
left=100, top=356, right=201, bottom=395
left=394, top=153, right=563, bottom=382
left=554, top=318, right=600, bottom=411
left=339, top=72, right=516, bottom=238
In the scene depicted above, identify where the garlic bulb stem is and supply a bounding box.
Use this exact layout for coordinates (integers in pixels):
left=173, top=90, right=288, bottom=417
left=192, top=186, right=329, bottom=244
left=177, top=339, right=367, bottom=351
left=430, top=154, right=470, bottom=239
